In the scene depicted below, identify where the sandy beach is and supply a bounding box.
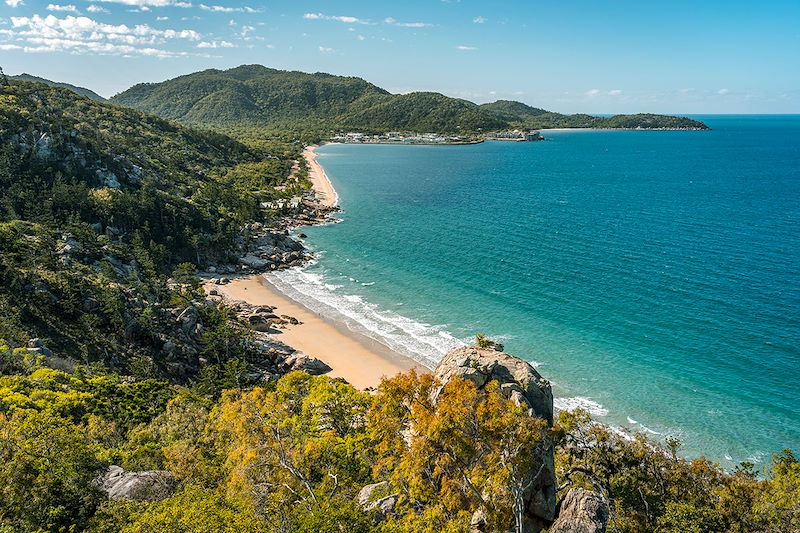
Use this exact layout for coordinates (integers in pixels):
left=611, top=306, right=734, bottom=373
left=203, top=144, right=427, bottom=389
left=213, top=275, right=423, bottom=390
left=304, top=145, right=338, bottom=208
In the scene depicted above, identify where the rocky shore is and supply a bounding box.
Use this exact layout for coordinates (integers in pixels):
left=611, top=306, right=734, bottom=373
left=202, top=196, right=338, bottom=278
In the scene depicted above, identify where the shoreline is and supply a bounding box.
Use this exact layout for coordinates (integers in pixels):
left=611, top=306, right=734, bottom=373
left=204, top=144, right=425, bottom=390
left=304, top=144, right=338, bottom=208
left=213, top=274, right=424, bottom=390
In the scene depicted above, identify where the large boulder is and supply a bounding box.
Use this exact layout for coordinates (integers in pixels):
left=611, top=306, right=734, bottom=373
left=433, top=346, right=553, bottom=425
left=356, top=481, right=388, bottom=506
left=434, top=346, right=557, bottom=532
left=96, top=465, right=176, bottom=502
left=280, top=352, right=332, bottom=376
left=356, top=481, right=397, bottom=525
left=549, top=489, right=609, bottom=533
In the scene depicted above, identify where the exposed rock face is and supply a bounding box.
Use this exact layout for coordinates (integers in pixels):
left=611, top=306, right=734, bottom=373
left=366, top=494, right=398, bottom=522
left=434, top=346, right=557, bottom=532
left=356, top=481, right=398, bottom=525
left=434, top=346, right=553, bottom=425
left=97, top=465, right=175, bottom=502
left=356, top=481, right=388, bottom=506
left=549, top=489, right=609, bottom=533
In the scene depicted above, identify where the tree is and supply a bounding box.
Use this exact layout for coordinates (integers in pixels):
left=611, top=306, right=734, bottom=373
left=368, top=371, right=548, bottom=532
left=0, top=409, right=106, bottom=532
left=206, top=373, right=374, bottom=531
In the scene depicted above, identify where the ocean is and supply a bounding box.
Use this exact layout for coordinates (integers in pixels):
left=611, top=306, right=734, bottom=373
left=266, top=116, right=800, bottom=467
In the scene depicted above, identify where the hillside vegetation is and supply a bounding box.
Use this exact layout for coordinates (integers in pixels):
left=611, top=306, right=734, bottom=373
left=0, top=356, right=798, bottom=533
left=8, top=72, right=107, bottom=102
left=111, top=65, right=708, bottom=136
left=1, top=78, right=795, bottom=533
left=0, top=79, right=299, bottom=380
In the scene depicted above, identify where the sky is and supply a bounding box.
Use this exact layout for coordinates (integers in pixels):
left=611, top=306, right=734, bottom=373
left=0, top=0, right=798, bottom=114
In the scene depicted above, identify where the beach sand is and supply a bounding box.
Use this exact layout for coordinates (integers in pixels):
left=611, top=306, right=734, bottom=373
left=213, top=275, right=424, bottom=390
left=304, top=145, right=338, bottom=208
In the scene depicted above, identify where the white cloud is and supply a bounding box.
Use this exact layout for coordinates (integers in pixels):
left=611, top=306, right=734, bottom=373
left=47, top=4, right=78, bottom=12
left=96, top=0, right=192, bottom=7
left=384, top=17, right=432, bottom=28
left=197, top=39, right=233, bottom=48
left=356, top=34, right=365, bottom=41
left=86, top=4, right=109, bottom=13
left=0, top=43, right=22, bottom=49
left=156, top=15, right=168, bottom=20
left=718, top=88, right=729, bottom=95
left=5, top=0, right=24, bottom=7
left=318, top=45, right=334, bottom=53
left=456, top=45, right=476, bottom=50
left=199, top=4, right=257, bottom=13
left=585, top=88, right=601, bottom=96
left=608, top=89, right=622, bottom=96
left=304, top=13, right=369, bottom=24
left=8, top=14, right=201, bottom=58
left=473, top=16, right=486, bottom=24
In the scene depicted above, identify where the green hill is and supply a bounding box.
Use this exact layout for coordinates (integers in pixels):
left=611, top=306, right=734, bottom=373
left=9, top=72, right=107, bottom=102
left=111, top=65, right=709, bottom=133
left=479, top=99, right=549, bottom=122
left=0, top=78, right=296, bottom=377
left=112, top=64, right=391, bottom=131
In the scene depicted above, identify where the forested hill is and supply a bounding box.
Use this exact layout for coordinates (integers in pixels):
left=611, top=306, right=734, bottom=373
left=0, top=78, right=297, bottom=378
left=9, top=73, right=107, bottom=102
left=111, top=64, right=708, bottom=134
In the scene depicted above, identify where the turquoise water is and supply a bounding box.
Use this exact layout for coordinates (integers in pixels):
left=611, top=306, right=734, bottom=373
left=267, top=116, right=800, bottom=467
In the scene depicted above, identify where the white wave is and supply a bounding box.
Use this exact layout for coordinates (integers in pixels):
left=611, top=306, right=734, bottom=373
left=627, top=416, right=638, bottom=425
left=553, top=396, right=609, bottom=417
left=639, top=424, right=662, bottom=435
left=747, top=451, right=766, bottom=464
left=265, top=267, right=465, bottom=368
left=608, top=425, right=636, bottom=442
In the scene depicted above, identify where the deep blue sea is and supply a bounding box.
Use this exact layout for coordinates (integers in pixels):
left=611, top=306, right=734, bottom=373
left=267, top=116, right=800, bottom=467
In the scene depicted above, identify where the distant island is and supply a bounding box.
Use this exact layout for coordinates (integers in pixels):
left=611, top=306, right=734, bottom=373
left=109, top=65, right=709, bottom=137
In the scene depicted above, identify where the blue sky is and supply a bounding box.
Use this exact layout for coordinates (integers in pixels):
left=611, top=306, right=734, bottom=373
left=1, top=0, right=798, bottom=113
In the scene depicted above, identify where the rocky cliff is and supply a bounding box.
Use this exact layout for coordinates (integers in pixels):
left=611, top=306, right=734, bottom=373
left=434, top=346, right=557, bottom=532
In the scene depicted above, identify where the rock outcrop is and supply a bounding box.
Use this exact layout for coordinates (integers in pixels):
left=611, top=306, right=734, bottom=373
left=549, top=489, right=609, bottom=533
left=356, top=481, right=398, bottom=525
left=356, top=481, right=388, bottom=507
left=96, top=465, right=176, bottom=502
left=434, top=346, right=553, bottom=425
left=434, top=346, right=556, bottom=532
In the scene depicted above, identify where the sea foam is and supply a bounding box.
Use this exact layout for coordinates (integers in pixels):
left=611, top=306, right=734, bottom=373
left=265, top=267, right=465, bottom=368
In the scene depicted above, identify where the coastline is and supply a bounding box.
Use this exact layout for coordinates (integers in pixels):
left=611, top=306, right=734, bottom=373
left=303, top=144, right=338, bottom=208
left=214, top=274, right=423, bottom=390
left=206, top=144, right=425, bottom=390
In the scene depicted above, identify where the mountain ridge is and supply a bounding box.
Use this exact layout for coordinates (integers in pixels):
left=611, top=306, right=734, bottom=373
left=110, top=64, right=709, bottom=133
left=8, top=72, right=107, bottom=102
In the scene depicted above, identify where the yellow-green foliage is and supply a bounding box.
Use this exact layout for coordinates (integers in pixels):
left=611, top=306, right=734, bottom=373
left=368, top=371, right=548, bottom=531
left=0, top=365, right=797, bottom=532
